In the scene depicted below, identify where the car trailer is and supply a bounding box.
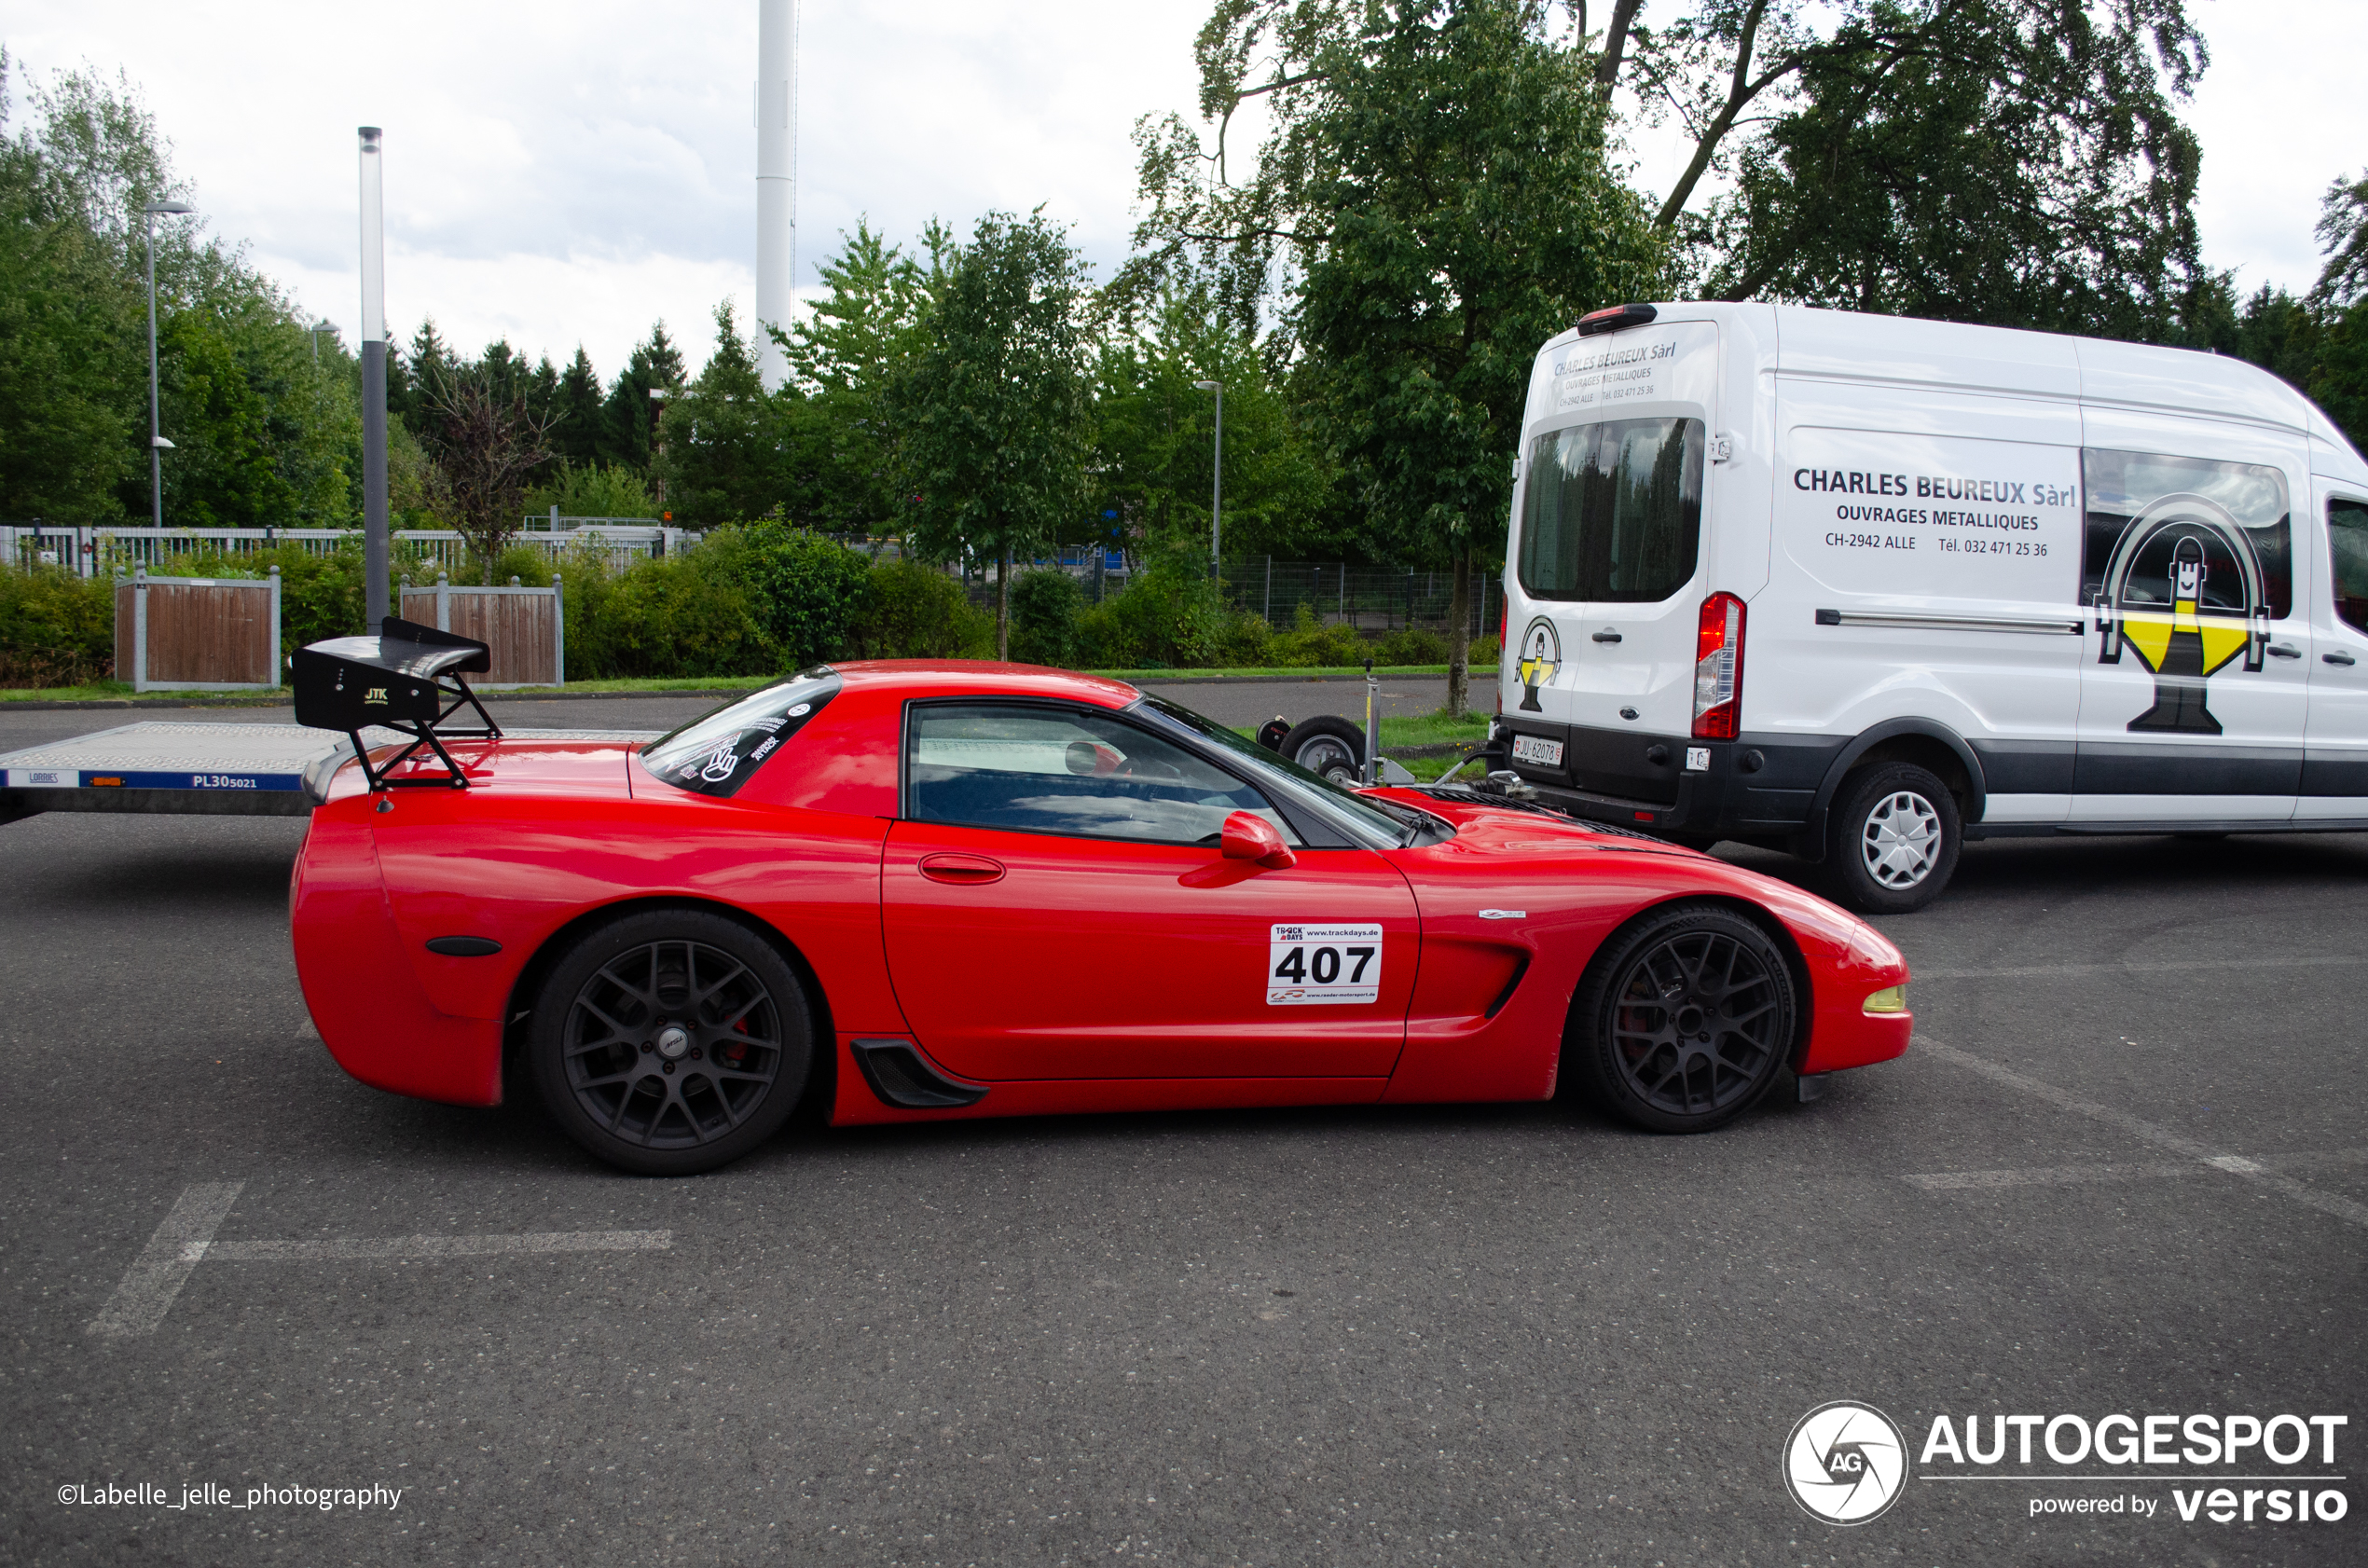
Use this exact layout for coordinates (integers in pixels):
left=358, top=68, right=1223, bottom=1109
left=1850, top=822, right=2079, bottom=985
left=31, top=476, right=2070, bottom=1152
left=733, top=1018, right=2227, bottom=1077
left=0, top=721, right=660, bottom=827
left=1, top=617, right=655, bottom=828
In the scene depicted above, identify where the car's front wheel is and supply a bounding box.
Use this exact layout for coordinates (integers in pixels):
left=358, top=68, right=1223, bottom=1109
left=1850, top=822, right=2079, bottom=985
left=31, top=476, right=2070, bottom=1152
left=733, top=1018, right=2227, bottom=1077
left=529, top=909, right=813, bottom=1176
left=1564, top=903, right=1797, bottom=1134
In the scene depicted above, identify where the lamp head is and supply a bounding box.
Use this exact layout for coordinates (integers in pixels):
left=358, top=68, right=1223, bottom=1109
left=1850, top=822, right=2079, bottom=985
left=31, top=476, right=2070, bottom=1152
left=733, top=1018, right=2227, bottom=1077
left=1193, top=379, right=1221, bottom=392
left=143, top=199, right=196, bottom=215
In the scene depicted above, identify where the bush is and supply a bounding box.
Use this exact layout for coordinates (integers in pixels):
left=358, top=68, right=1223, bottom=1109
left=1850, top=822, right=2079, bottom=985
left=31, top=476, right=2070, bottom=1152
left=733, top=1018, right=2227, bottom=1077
left=557, top=549, right=770, bottom=681
left=695, top=521, right=872, bottom=669
left=0, top=564, right=115, bottom=686
left=1469, top=635, right=1500, bottom=668
left=846, top=559, right=993, bottom=659
left=1263, top=602, right=1368, bottom=667
left=1372, top=626, right=1449, bottom=666
left=1008, top=569, right=1084, bottom=667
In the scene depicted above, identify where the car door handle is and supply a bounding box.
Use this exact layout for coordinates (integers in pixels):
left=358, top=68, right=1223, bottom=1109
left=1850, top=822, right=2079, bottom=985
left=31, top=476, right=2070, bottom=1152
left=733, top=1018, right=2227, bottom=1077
left=918, top=853, right=1005, bottom=885
left=2266, top=642, right=2301, bottom=658
left=1591, top=629, right=1621, bottom=643
left=2327, top=650, right=2359, bottom=667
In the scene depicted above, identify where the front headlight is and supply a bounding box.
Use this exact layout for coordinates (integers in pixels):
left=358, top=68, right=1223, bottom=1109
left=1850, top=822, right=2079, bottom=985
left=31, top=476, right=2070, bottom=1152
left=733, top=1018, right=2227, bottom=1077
left=1862, top=984, right=1907, bottom=1014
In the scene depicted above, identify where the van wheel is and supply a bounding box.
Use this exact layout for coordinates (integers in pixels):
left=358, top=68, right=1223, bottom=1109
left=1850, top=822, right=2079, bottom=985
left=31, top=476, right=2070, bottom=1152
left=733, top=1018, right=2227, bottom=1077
left=1280, top=716, right=1365, bottom=784
left=1564, top=903, right=1797, bottom=1134
left=1824, top=763, right=1961, bottom=914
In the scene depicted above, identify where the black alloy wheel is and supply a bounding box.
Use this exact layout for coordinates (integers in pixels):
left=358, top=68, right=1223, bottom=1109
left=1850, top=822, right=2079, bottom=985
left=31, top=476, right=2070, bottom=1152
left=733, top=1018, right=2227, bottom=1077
left=1565, top=904, right=1797, bottom=1134
left=529, top=909, right=813, bottom=1176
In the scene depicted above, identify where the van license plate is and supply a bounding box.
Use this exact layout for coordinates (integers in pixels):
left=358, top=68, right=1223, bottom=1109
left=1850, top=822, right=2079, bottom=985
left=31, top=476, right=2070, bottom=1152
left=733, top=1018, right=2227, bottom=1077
left=1510, top=735, right=1563, bottom=767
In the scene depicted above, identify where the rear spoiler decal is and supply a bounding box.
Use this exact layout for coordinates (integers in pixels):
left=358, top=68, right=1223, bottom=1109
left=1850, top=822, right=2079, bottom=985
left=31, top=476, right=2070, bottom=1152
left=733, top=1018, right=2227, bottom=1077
left=291, top=616, right=502, bottom=791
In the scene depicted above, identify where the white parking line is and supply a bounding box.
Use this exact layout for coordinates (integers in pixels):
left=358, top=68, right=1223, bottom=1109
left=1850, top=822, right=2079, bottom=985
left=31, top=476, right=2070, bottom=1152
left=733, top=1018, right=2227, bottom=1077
left=86, top=1184, right=671, bottom=1338
left=195, top=1231, right=670, bottom=1262
left=85, top=1182, right=244, bottom=1340
left=1907, top=1148, right=2368, bottom=1191
left=1913, top=954, right=2367, bottom=981
left=1917, top=1037, right=2368, bottom=1230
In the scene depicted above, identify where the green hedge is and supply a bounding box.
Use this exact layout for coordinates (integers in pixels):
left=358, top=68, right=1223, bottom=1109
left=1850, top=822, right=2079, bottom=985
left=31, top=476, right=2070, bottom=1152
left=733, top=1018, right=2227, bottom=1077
left=1, top=537, right=1492, bottom=689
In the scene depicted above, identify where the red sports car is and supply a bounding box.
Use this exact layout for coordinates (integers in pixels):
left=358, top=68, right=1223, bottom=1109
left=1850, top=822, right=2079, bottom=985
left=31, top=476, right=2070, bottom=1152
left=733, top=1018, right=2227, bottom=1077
left=288, top=627, right=1910, bottom=1175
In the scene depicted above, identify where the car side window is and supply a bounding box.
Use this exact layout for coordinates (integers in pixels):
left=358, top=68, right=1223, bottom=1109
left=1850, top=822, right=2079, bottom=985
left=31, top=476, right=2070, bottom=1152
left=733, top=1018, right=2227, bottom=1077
left=2331, top=498, right=2368, bottom=636
left=906, top=703, right=1299, bottom=847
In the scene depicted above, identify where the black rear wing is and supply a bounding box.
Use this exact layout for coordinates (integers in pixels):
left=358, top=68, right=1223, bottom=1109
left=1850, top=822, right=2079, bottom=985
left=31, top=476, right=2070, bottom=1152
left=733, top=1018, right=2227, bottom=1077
left=291, top=616, right=503, bottom=791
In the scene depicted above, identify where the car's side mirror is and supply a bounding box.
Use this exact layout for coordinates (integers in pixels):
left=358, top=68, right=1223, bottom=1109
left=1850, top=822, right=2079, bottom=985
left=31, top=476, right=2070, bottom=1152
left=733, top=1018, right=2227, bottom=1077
left=1220, top=810, right=1297, bottom=870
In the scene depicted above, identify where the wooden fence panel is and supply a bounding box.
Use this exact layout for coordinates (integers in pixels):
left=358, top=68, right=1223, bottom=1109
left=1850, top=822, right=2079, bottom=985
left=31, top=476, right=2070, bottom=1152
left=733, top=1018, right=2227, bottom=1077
left=145, top=584, right=275, bottom=685
left=114, top=571, right=280, bottom=690
left=400, top=583, right=562, bottom=687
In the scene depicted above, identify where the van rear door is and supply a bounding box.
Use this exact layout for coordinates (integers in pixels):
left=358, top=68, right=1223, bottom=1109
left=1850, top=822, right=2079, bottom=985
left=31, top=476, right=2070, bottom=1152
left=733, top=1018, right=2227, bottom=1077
left=1507, top=320, right=1720, bottom=805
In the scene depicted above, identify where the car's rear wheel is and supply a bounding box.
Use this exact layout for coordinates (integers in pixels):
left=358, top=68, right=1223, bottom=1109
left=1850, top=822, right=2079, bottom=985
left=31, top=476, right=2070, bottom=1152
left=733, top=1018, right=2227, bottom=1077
left=529, top=909, right=813, bottom=1176
left=1280, top=716, right=1365, bottom=784
left=1564, top=904, right=1797, bottom=1134
left=1822, top=762, right=1962, bottom=914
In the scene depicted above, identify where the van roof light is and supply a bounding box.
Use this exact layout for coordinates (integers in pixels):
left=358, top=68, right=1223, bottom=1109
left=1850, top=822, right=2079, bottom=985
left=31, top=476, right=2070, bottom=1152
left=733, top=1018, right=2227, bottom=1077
left=1576, top=303, right=1658, bottom=337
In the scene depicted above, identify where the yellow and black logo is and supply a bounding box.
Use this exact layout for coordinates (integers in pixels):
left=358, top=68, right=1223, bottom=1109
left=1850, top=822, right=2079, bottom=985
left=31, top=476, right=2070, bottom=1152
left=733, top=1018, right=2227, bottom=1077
left=2093, top=497, right=2270, bottom=736
left=1516, top=616, right=1561, bottom=712
left=363, top=686, right=389, bottom=706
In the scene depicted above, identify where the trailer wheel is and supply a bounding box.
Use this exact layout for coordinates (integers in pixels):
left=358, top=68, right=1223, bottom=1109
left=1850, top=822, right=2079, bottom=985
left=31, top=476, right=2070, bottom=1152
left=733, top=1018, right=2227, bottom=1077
left=1280, top=716, right=1365, bottom=784
left=1822, top=762, right=1962, bottom=914
left=529, top=909, right=813, bottom=1176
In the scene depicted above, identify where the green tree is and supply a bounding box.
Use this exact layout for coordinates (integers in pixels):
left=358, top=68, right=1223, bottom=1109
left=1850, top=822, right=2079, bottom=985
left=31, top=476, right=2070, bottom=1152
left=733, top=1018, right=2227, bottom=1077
left=1683, top=0, right=2208, bottom=336
left=1093, top=284, right=1337, bottom=563
left=0, top=52, right=362, bottom=530
left=549, top=347, right=607, bottom=467
left=599, top=323, right=685, bottom=475
left=1137, top=0, right=1665, bottom=711
left=886, top=211, right=1096, bottom=658
left=656, top=301, right=799, bottom=526
left=778, top=219, right=950, bottom=533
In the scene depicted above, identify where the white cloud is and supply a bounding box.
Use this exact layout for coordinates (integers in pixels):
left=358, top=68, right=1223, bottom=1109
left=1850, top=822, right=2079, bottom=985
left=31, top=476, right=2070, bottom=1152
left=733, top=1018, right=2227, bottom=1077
left=3, top=0, right=2360, bottom=382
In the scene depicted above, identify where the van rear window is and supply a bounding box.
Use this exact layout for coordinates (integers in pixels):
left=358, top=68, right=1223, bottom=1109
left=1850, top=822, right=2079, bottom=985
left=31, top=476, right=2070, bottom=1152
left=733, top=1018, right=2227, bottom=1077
left=1518, top=418, right=1704, bottom=602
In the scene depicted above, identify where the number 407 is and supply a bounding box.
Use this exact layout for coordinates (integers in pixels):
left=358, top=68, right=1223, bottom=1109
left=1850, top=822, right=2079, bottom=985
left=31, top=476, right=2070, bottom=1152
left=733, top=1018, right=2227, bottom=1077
left=1273, top=944, right=1374, bottom=985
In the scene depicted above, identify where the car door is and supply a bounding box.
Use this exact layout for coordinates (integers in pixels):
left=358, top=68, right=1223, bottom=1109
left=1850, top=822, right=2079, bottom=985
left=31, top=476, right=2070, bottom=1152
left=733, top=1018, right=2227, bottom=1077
left=2070, top=421, right=2312, bottom=822
left=880, top=700, right=1419, bottom=1082
left=2301, top=489, right=2368, bottom=819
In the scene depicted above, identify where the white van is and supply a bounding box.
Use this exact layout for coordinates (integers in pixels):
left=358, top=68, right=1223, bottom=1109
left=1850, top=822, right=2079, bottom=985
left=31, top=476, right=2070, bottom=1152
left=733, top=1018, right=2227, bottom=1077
left=1489, top=301, right=2368, bottom=911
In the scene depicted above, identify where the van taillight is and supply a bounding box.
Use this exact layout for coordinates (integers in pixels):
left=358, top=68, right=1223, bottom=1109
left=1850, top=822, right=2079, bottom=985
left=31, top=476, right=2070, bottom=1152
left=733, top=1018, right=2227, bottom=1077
left=1495, top=598, right=1508, bottom=714
left=1693, top=592, right=1745, bottom=739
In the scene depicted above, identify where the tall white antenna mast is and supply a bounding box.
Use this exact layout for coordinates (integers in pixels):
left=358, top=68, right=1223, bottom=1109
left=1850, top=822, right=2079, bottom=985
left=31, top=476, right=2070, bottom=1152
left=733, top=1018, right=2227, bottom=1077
left=754, top=0, right=797, bottom=392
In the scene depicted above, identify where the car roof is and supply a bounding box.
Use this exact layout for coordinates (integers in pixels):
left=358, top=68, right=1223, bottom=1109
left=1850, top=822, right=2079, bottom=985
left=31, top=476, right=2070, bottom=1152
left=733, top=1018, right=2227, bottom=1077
left=830, top=659, right=1143, bottom=709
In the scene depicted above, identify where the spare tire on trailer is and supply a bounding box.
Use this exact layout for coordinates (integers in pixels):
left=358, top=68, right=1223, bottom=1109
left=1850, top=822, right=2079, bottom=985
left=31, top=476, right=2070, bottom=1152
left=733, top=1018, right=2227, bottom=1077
left=1279, top=716, right=1365, bottom=785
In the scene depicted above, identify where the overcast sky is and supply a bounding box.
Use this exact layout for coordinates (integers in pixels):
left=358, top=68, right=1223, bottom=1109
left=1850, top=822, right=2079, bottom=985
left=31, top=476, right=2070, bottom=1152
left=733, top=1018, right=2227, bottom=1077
left=3, top=1, right=2358, bottom=381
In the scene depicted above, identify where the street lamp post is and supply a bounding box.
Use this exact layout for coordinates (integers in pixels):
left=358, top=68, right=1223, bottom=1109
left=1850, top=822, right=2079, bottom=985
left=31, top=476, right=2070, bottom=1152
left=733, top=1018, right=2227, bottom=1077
left=309, top=319, right=336, bottom=364
left=1194, top=378, right=1222, bottom=581
left=142, top=199, right=196, bottom=530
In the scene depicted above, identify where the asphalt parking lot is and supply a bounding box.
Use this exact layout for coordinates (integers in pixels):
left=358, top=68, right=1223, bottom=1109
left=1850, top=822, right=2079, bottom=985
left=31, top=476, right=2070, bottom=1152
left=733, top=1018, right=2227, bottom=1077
left=3, top=697, right=2362, bottom=1566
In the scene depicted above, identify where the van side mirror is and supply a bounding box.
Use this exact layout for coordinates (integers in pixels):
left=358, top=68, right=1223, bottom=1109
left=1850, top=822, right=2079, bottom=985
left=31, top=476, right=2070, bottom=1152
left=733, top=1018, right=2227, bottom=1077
left=1219, top=810, right=1297, bottom=870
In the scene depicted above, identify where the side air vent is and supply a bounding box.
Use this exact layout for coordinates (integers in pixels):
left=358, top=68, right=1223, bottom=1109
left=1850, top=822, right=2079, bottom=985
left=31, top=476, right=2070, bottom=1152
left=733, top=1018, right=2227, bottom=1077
left=851, top=1038, right=989, bottom=1109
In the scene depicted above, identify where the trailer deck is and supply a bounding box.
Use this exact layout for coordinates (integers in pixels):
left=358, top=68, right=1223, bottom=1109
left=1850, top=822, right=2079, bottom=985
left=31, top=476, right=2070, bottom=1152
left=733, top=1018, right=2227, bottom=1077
left=0, top=722, right=659, bottom=823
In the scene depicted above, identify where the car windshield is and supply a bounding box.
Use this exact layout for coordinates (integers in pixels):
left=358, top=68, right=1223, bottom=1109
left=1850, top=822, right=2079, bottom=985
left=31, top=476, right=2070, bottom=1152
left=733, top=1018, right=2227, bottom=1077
left=640, top=669, right=841, bottom=798
left=1133, top=694, right=1413, bottom=849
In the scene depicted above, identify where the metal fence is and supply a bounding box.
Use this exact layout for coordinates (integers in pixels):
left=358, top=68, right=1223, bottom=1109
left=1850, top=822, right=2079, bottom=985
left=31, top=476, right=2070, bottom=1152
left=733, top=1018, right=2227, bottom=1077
left=3, top=523, right=695, bottom=577
left=955, top=552, right=1498, bottom=639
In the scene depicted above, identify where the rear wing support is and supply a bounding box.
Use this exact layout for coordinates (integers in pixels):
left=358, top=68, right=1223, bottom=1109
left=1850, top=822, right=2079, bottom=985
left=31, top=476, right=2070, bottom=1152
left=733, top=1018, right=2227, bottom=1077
left=290, top=617, right=503, bottom=791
